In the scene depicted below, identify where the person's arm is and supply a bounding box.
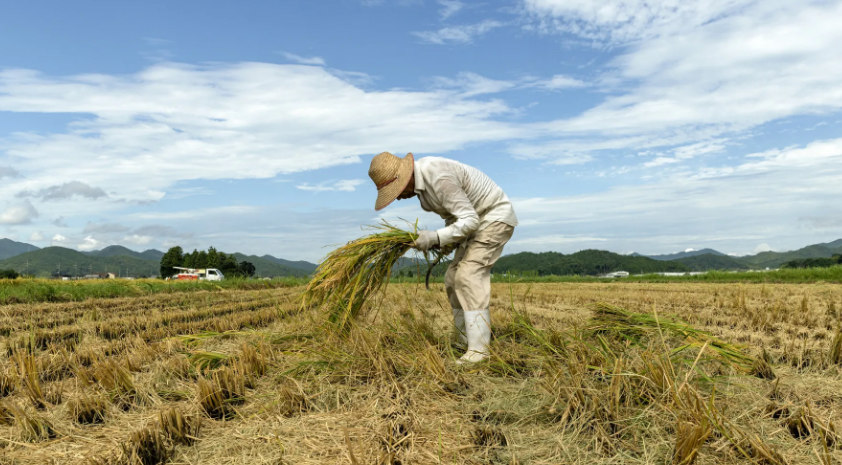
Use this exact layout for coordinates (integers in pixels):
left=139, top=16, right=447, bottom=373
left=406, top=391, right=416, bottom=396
left=434, top=176, right=479, bottom=246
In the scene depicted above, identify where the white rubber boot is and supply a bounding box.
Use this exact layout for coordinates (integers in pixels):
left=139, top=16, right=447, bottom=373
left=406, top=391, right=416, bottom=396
left=457, top=309, right=490, bottom=364
left=452, top=308, right=467, bottom=347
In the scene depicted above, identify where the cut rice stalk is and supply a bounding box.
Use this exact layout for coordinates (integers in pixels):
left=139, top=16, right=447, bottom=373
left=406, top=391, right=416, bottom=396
left=588, top=302, right=769, bottom=376
left=303, top=220, right=444, bottom=331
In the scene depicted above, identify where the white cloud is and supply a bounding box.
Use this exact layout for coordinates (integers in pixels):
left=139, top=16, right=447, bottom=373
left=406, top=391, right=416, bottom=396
left=520, top=0, right=842, bottom=164
left=0, top=166, right=20, bottom=179
left=438, top=0, right=464, bottom=20
left=7, top=138, right=829, bottom=262
left=0, top=62, right=525, bottom=223
left=279, top=52, right=326, bottom=66
left=0, top=200, right=39, bottom=225
left=414, top=20, right=504, bottom=44
left=509, top=235, right=608, bottom=246
left=77, top=236, right=100, bottom=251
left=123, top=234, right=153, bottom=245
left=431, top=72, right=517, bottom=97
left=83, top=222, right=130, bottom=234
left=18, top=181, right=107, bottom=201
left=531, top=74, right=587, bottom=90
left=432, top=72, right=587, bottom=97
left=508, top=141, right=595, bottom=164
left=754, top=243, right=773, bottom=253
left=522, top=0, right=756, bottom=46
left=29, top=231, right=44, bottom=241
left=296, top=179, right=366, bottom=193
left=506, top=138, right=842, bottom=256
left=51, top=234, right=66, bottom=243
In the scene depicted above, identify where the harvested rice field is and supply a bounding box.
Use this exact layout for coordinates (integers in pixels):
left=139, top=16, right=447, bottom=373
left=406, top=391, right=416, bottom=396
left=1, top=281, right=841, bottom=464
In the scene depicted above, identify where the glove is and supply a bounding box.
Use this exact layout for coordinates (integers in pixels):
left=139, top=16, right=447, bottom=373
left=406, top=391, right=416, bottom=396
left=414, top=230, right=439, bottom=253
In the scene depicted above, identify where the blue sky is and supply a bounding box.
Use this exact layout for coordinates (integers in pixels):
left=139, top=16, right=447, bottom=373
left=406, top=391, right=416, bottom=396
left=1, top=0, right=841, bottom=261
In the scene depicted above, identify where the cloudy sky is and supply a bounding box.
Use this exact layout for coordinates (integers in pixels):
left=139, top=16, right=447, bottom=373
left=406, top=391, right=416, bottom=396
left=1, top=0, right=840, bottom=261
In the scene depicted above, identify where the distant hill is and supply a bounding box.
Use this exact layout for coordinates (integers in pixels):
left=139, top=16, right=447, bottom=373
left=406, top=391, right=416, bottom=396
left=673, top=253, right=750, bottom=271
left=0, top=247, right=160, bottom=277
left=632, top=239, right=842, bottom=269
left=84, top=245, right=165, bottom=262
left=645, top=248, right=727, bottom=261
left=0, top=239, right=40, bottom=260
left=233, top=253, right=312, bottom=277
left=493, top=249, right=688, bottom=276
left=0, top=246, right=311, bottom=278
left=738, top=239, right=842, bottom=269
left=259, top=254, right=318, bottom=273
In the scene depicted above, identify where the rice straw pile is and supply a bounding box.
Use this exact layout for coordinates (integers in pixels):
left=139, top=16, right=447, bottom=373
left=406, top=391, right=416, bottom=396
left=588, top=302, right=773, bottom=377
left=303, top=220, right=443, bottom=331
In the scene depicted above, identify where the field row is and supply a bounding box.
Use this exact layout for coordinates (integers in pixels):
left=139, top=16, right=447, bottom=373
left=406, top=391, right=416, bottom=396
left=0, top=282, right=840, bottom=464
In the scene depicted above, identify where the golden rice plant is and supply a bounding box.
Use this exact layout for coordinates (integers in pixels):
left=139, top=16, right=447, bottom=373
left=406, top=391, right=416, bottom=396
left=196, top=369, right=245, bottom=420
left=7, top=402, right=58, bottom=442
left=0, top=400, right=13, bottom=426
left=588, top=302, right=769, bottom=376
left=12, top=351, right=47, bottom=409
left=69, top=395, right=108, bottom=425
left=187, top=350, right=229, bottom=373
left=121, top=426, right=171, bottom=465
left=0, top=369, right=16, bottom=397
left=93, top=359, right=138, bottom=408
left=303, top=220, right=442, bottom=330
left=159, top=408, right=201, bottom=446
left=238, top=343, right=267, bottom=377
left=828, top=326, right=842, bottom=365
left=45, top=381, right=63, bottom=405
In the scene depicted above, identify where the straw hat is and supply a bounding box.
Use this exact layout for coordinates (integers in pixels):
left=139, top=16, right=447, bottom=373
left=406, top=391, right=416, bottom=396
left=368, top=152, right=414, bottom=211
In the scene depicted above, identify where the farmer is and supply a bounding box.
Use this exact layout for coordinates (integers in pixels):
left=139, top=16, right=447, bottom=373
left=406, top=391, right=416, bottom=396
left=368, top=152, right=517, bottom=364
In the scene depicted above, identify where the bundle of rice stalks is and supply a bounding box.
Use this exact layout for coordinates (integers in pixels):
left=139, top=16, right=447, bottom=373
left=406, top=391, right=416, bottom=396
left=187, top=351, right=229, bottom=373
left=589, top=302, right=770, bottom=377
left=196, top=369, right=245, bottom=420
left=303, top=220, right=443, bottom=330
left=828, top=327, right=842, bottom=365
left=0, top=401, right=13, bottom=426
left=70, top=395, right=108, bottom=425
left=7, top=403, right=58, bottom=442
left=12, top=352, right=46, bottom=409
left=0, top=370, right=15, bottom=397
left=159, top=408, right=201, bottom=446
left=121, top=426, right=171, bottom=465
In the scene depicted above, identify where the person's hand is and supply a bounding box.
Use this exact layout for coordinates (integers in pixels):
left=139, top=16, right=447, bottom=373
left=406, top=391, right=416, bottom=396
left=414, top=230, right=439, bottom=253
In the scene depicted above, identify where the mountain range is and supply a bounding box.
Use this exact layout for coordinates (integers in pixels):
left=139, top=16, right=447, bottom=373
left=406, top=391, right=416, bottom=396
left=0, top=244, right=318, bottom=278
left=632, top=239, right=842, bottom=271
left=0, top=237, right=839, bottom=277
left=0, top=238, right=40, bottom=260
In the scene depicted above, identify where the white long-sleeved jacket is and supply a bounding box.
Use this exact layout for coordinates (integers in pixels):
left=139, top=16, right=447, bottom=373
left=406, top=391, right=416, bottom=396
left=413, top=157, right=518, bottom=247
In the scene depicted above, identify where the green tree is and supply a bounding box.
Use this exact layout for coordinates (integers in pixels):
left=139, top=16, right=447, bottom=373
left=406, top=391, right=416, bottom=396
left=183, top=251, right=196, bottom=268
left=219, top=254, right=240, bottom=276
left=194, top=251, right=208, bottom=269
left=160, top=246, right=184, bottom=278
left=207, top=247, right=220, bottom=269
left=0, top=268, right=20, bottom=279
left=239, top=261, right=256, bottom=277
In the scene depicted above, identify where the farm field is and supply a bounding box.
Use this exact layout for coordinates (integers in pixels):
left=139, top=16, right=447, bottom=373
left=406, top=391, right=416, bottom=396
left=1, top=281, right=841, bottom=464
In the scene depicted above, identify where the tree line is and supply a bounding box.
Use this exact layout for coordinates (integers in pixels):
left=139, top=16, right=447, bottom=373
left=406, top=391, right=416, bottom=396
left=491, top=250, right=689, bottom=276
left=780, top=255, right=842, bottom=269
left=160, top=246, right=256, bottom=278
left=0, top=269, right=19, bottom=279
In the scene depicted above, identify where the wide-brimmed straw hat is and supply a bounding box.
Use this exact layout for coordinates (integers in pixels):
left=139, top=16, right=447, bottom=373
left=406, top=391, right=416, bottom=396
left=368, top=152, right=414, bottom=211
